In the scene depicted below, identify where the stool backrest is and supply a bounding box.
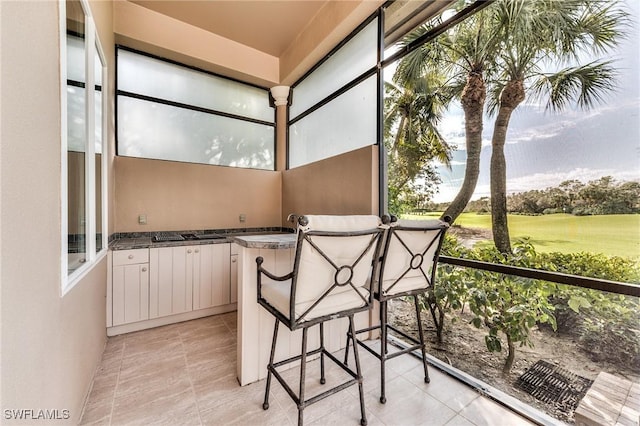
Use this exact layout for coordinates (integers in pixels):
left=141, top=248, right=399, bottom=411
left=378, top=219, right=448, bottom=300
left=291, top=215, right=384, bottom=325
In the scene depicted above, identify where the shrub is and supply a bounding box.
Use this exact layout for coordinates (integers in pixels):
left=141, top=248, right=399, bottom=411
left=539, top=250, right=640, bottom=366
left=436, top=236, right=640, bottom=373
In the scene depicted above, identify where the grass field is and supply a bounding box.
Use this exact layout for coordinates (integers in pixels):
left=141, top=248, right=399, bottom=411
left=404, top=212, right=640, bottom=258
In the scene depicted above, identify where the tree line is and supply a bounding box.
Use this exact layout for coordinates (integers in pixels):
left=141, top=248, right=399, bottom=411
left=423, top=176, right=640, bottom=215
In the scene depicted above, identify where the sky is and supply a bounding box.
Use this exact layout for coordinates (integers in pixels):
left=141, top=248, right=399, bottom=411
left=430, top=0, right=640, bottom=203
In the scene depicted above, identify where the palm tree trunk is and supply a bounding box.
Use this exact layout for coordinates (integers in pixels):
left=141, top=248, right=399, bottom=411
left=443, top=71, right=486, bottom=222
left=490, top=124, right=510, bottom=253
left=391, top=115, right=406, bottom=159
left=490, top=80, right=525, bottom=254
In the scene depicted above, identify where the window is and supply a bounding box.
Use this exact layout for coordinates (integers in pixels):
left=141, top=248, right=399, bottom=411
left=288, top=17, right=380, bottom=168
left=62, top=0, right=107, bottom=293
left=116, top=48, right=275, bottom=170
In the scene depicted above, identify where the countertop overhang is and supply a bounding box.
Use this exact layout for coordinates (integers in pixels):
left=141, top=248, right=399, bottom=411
left=231, top=233, right=297, bottom=249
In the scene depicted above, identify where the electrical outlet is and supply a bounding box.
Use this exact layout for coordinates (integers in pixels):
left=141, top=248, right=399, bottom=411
left=138, top=214, right=147, bottom=225
left=239, top=214, right=246, bottom=223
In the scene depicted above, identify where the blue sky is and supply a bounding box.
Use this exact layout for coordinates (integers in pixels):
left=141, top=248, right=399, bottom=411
left=431, top=1, right=640, bottom=203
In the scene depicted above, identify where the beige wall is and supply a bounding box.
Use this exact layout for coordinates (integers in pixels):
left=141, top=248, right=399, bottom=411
left=113, top=0, right=279, bottom=87
left=0, top=1, right=113, bottom=423
left=282, top=146, right=379, bottom=222
left=114, top=157, right=282, bottom=232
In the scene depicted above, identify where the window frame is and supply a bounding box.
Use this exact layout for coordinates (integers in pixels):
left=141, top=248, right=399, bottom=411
left=60, top=0, right=108, bottom=295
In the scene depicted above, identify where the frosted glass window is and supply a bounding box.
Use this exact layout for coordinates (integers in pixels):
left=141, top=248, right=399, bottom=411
left=290, top=18, right=378, bottom=119
left=289, top=76, right=377, bottom=168
left=95, top=91, right=102, bottom=154
left=118, top=49, right=272, bottom=122
left=67, top=34, right=85, bottom=83
left=67, top=86, right=86, bottom=152
left=118, top=97, right=274, bottom=170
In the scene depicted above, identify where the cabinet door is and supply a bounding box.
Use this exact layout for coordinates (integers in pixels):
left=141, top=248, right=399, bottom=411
left=230, top=253, right=238, bottom=304
left=193, top=243, right=231, bottom=310
left=112, top=263, right=149, bottom=326
left=149, top=246, right=193, bottom=318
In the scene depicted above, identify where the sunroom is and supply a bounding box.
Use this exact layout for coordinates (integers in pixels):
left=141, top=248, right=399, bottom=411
left=1, top=1, right=638, bottom=425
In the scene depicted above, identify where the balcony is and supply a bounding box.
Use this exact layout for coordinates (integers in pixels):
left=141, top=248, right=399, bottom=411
left=79, top=311, right=536, bottom=425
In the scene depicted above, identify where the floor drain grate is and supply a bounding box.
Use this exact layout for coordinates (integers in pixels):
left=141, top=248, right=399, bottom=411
left=516, top=360, right=593, bottom=413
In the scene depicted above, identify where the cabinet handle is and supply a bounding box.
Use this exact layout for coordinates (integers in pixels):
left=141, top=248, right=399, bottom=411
left=141, top=267, right=147, bottom=272
left=195, top=249, right=199, bottom=253
left=231, top=258, right=237, bottom=263
left=187, top=249, right=192, bottom=254
left=128, top=254, right=134, bottom=259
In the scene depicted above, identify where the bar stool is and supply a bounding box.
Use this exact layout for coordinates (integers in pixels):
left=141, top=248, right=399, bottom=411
left=345, top=217, right=449, bottom=404
left=256, top=215, right=386, bottom=425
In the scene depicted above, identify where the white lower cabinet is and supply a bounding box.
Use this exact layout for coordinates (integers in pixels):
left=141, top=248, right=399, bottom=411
left=148, top=243, right=234, bottom=318
left=149, top=245, right=193, bottom=318
left=109, top=243, right=235, bottom=334
left=193, top=243, right=231, bottom=310
left=112, top=249, right=150, bottom=326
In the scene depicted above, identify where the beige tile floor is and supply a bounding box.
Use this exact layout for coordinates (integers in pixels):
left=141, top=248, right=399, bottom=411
left=80, top=313, right=535, bottom=425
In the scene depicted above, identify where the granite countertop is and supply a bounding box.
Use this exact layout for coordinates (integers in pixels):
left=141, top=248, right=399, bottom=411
left=109, top=227, right=295, bottom=251
left=231, top=233, right=297, bottom=249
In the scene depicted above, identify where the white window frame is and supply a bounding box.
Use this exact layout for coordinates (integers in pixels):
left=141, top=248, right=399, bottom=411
left=60, top=0, right=108, bottom=296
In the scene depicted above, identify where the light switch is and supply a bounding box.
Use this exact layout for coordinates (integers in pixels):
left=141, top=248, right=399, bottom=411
left=239, top=214, right=246, bottom=223
left=138, top=214, right=147, bottom=225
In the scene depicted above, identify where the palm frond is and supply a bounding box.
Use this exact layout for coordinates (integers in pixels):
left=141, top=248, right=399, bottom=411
left=530, top=60, right=619, bottom=112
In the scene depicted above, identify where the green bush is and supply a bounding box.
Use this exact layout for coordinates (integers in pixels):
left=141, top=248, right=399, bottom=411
left=435, top=236, right=640, bottom=372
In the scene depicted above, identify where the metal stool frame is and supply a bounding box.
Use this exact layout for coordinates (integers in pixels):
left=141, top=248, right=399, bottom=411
left=257, top=217, right=385, bottom=425
left=344, top=219, right=448, bottom=404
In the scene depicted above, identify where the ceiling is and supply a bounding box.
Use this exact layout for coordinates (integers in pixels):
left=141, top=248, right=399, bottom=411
left=129, top=0, right=330, bottom=57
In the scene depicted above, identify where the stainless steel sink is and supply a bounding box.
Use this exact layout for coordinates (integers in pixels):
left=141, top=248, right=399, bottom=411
left=153, top=233, right=185, bottom=242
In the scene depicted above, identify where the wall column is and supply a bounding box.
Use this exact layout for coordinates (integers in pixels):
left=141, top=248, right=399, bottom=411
left=270, top=86, right=290, bottom=172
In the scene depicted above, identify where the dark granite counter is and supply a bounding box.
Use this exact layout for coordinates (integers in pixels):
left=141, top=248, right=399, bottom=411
left=109, top=227, right=294, bottom=251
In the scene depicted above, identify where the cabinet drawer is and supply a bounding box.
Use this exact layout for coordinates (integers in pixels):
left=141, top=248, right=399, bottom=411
left=113, top=249, right=149, bottom=266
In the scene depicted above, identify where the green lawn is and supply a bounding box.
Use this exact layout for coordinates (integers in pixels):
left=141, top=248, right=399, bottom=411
left=403, top=212, right=640, bottom=258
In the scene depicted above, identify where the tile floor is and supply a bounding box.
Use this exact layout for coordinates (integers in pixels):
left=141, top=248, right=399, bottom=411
left=80, top=312, right=535, bottom=425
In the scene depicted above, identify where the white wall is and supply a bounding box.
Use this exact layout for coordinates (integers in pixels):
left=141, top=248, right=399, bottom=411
left=0, top=2, right=108, bottom=423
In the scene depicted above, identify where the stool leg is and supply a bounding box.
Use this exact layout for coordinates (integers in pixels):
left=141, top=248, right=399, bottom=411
left=414, top=295, right=430, bottom=383
left=349, top=315, right=368, bottom=426
left=319, top=322, right=326, bottom=385
left=263, top=319, right=280, bottom=410
left=343, top=327, right=352, bottom=366
left=298, top=327, right=309, bottom=426
left=379, top=300, right=387, bottom=404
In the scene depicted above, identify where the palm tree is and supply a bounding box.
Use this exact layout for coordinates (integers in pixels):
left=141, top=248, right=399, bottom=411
left=485, top=0, right=628, bottom=252
left=394, top=0, right=629, bottom=252
left=384, top=73, right=453, bottom=213
left=394, top=10, right=503, bottom=222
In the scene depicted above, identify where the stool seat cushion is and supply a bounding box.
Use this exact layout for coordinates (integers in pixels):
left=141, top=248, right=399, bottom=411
left=262, top=279, right=370, bottom=321
left=380, top=224, right=445, bottom=296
